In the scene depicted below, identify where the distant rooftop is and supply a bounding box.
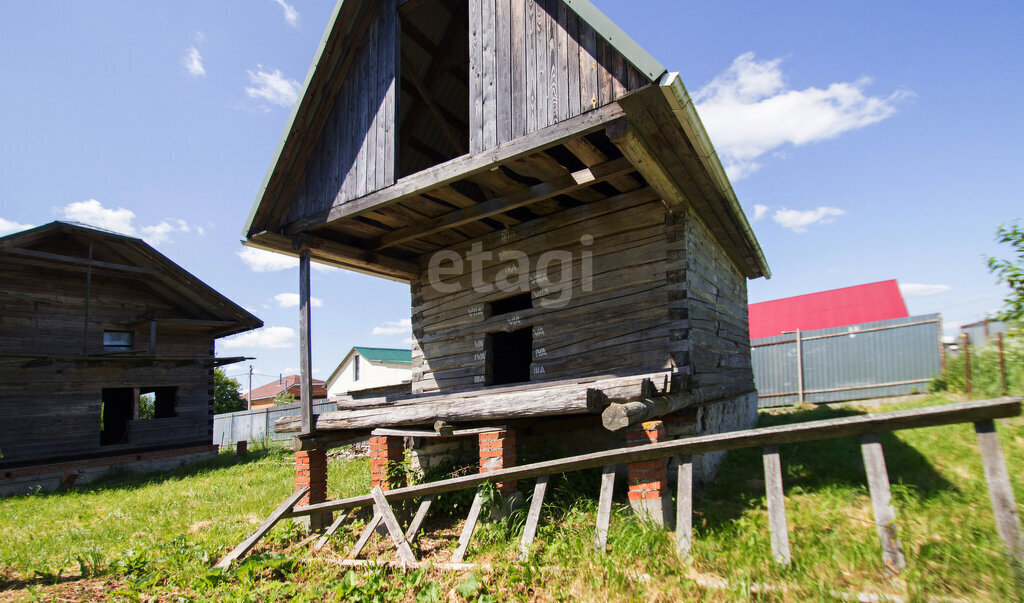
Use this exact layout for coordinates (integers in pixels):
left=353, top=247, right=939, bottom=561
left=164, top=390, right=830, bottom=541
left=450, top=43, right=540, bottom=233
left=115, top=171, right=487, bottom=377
left=749, top=280, right=908, bottom=340
left=353, top=346, right=412, bottom=364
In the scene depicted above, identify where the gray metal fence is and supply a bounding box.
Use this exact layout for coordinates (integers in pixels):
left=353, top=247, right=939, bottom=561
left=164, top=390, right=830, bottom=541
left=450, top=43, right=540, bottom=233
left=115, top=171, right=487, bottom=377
left=752, top=314, right=942, bottom=408
left=213, top=400, right=338, bottom=446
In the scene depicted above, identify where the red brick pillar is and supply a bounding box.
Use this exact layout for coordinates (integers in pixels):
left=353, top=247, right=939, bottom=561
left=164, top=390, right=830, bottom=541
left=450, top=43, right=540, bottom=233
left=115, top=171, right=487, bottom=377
left=295, top=449, right=331, bottom=531
left=369, top=436, right=405, bottom=490
left=626, top=421, right=671, bottom=526
left=479, top=429, right=517, bottom=494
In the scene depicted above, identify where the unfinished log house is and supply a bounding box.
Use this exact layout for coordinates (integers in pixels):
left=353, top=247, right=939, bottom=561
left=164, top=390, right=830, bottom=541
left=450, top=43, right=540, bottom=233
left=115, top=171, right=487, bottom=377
left=0, top=222, right=262, bottom=495
left=245, top=0, right=770, bottom=525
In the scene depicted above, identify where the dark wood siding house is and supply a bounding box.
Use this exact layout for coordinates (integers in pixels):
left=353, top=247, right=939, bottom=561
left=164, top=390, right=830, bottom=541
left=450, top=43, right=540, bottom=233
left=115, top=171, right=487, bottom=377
left=246, top=0, right=770, bottom=525
left=0, top=222, right=262, bottom=495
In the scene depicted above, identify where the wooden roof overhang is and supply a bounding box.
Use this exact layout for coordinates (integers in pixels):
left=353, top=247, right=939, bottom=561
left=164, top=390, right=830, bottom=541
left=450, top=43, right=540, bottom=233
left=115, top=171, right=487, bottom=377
left=248, top=87, right=770, bottom=282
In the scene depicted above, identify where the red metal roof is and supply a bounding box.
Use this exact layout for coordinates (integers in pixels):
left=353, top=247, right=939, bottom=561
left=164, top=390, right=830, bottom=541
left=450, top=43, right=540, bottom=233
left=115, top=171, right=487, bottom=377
left=749, top=280, right=908, bottom=340
left=245, top=375, right=326, bottom=402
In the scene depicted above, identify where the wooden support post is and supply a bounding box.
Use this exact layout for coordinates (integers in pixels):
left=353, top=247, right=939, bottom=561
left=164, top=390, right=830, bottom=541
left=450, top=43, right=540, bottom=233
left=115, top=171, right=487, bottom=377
left=859, top=434, right=906, bottom=573
left=215, top=487, right=310, bottom=568
left=676, top=455, right=693, bottom=558
left=520, top=475, right=550, bottom=559
left=974, top=420, right=1024, bottom=565
left=349, top=513, right=382, bottom=559
left=299, top=248, right=314, bottom=435
left=594, top=465, right=616, bottom=551
left=371, top=486, right=418, bottom=565
left=404, top=495, right=434, bottom=542
left=313, top=509, right=351, bottom=552
left=763, top=445, right=791, bottom=565
left=452, top=488, right=486, bottom=563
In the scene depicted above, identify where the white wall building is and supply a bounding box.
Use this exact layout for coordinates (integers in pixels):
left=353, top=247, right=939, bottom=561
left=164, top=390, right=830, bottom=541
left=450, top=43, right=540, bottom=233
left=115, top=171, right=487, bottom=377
left=326, top=346, right=412, bottom=399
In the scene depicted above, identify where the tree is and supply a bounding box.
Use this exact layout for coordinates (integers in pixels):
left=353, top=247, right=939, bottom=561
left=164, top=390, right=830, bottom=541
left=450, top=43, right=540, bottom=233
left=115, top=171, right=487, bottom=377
left=214, top=368, right=246, bottom=414
left=987, top=221, right=1024, bottom=322
left=273, top=392, right=296, bottom=406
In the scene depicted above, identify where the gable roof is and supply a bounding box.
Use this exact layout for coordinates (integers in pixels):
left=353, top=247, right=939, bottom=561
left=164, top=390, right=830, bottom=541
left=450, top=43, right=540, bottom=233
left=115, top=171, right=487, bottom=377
left=749, top=280, right=909, bottom=340
left=245, top=375, right=327, bottom=402
left=243, top=0, right=769, bottom=281
left=353, top=346, right=413, bottom=364
left=0, top=221, right=263, bottom=338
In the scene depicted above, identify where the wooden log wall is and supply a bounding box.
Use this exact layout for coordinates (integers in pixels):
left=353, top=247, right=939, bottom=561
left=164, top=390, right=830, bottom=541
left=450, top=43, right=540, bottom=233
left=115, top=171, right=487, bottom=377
left=410, top=192, right=672, bottom=394
left=468, top=0, right=650, bottom=153
left=672, top=207, right=754, bottom=392
left=0, top=262, right=218, bottom=467
left=285, top=0, right=399, bottom=224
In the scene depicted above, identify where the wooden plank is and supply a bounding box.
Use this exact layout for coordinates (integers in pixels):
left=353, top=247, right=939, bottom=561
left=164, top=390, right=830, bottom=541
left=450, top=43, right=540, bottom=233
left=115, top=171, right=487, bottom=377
left=524, top=0, right=537, bottom=134
left=383, top=0, right=396, bottom=188
left=565, top=5, right=580, bottom=118
left=348, top=512, right=383, bottom=559
left=495, top=0, right=512, bottom=145
left=289, top=398, right=1023, bottom=517
left=285, top=102, right=625, bottom=233
left=404, top=495, right=434, bottom=541
left=215, top=487, right=310, bottom=568
left=555, top=1, right=569, bottom=123
left=372, top=426, right=508, bottom=438
left=370, top=485, right=418, bottom=565
left=676, top=455, right=692, bottom=558
left=974, top=419, right=1024, bottom=563
left=519, top=474, right=549, bottom=559
left=313, top=509, right=352, bottom=552
left=372, top=156, right=632, bottom=249
left=480, top=0, right=498, bottom=150
left=452, top=487, right=486, bottom=563
left=298, top=250, right=313, bottom=436
left=859, top=434, right=906, bottom=573
left=325, top=557, right=480, bottom=571
left=3, top=248, right=157, bottom=275
left=510, top=0, right=527, bottom=139
left=469, top=0, right=483, bottom=153
left=580, top=21, right=598, bottom=111
left=533, top=0, right=548, bottom=130
left=593, top=464, right=615, bottom=551
left=763, top=445, right=790, bottom=565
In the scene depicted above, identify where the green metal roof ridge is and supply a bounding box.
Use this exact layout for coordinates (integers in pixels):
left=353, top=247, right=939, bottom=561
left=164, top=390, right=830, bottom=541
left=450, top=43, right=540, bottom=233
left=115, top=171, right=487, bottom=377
left=563, top=0, right=667, bottom=82
left=242, top=0, right=348, bottom=238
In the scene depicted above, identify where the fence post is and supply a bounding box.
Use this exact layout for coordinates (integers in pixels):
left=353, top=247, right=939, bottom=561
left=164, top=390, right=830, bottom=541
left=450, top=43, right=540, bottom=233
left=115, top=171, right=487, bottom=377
left=795, top=329, right=804, bottom=404
left=963, top=334, right=973, bottom=396
left=998, top=332, right=1007, bottom=396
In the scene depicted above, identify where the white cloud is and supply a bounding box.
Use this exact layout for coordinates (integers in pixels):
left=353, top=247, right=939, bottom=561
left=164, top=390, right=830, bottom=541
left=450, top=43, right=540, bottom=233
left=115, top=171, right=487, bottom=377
left=0, top=218, right=33, bottom=236
left=899, top=283, right=952, bottom=297
left=372, top=318, right=412, bottom=336
left=220, top=326, right=296, bottom=350
left=274, top=292, right=323, bottom=308
left=182, top=46, right=205, bottom=76
left=772, top=206, right=845, bottom=233
left=272, top=0, right=300, bottom=27
left=694, top=52, right=911, bottom=179
left=245, top=66, right=300, bottom=108
left=55, top=199, right=195, bottom=245
left=237, top=247, right=331, bottom=273
left=753, top=204, right=769, bottom=221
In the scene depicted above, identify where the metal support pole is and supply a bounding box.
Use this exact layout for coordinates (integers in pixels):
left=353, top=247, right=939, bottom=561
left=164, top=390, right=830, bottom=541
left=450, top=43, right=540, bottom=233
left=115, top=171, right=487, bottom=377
left=795, top=328, right=804, bottom=404
left=963, top=333, right=972, bottom=396
left=998, top=332, right=1007, bottom=396
left=299, top=249, right=314, bottom=436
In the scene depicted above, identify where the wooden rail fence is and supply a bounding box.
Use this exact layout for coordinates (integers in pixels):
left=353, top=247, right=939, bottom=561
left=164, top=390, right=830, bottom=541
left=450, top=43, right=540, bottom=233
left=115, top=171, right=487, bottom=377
left=217, top=397, right=1023, bottom=573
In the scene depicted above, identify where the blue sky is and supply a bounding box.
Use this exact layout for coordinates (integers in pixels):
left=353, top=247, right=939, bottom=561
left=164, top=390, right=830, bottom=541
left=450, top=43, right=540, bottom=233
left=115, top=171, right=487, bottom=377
left=2, top=1, right=1021, bottom=391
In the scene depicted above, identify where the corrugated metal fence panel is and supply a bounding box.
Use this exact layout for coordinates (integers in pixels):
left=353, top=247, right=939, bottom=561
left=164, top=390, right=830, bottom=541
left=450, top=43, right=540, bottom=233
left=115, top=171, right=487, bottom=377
left=963, top=320, right=1007, bottom=347
left=753, top=314, right=941, bottom=408
left=211, top=400, right=338, bottom=446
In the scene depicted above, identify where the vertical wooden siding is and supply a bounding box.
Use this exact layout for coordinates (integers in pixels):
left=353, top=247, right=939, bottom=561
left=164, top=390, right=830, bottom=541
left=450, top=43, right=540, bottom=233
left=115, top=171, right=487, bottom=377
left=469, top=0, right=649, bottom=153
left=287, top=0, right=398, bottom=223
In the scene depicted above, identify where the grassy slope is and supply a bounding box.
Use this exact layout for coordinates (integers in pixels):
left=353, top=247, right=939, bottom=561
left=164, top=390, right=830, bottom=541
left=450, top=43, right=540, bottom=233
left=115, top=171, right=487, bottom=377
left=1, top=394, right=1021, bottom=601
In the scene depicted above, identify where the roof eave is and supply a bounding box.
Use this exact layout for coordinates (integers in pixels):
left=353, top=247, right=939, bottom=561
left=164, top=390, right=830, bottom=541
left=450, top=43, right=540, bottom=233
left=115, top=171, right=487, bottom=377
left=657, top=73, right=771, bottom=280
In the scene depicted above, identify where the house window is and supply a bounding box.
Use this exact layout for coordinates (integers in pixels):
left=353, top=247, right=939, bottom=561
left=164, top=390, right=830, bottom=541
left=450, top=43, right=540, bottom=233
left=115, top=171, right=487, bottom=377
left=354, top=355, right=360, bottom=381
left=398, top=0, right=469, bottom=178
left=138, top=386, right=178, bottom=419
left=487, top=328, right=533, bottom=386
left=103, top=330, right=133, bottom=351
left=488, top=292, right=532, bottom=317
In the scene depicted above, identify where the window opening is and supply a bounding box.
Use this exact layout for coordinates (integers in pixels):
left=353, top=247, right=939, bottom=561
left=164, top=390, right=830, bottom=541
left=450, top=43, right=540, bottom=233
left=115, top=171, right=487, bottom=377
left=488, top=292, right=532, bottom=317
left=103, top=330, right=133, bottom=351
left=398, top=0, right=469, bottom=177
left=100, top=387, right=134, bottom=445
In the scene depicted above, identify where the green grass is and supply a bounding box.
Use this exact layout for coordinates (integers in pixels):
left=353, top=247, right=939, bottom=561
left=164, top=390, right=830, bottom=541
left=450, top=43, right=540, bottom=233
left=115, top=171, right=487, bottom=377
left=1, top=394, right=1022, bottom=601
